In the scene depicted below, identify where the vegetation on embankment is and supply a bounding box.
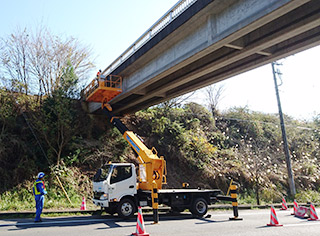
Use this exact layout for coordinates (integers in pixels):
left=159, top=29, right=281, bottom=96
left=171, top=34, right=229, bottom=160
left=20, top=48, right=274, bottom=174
left=1, top=87, right=319, bottom=211
left=128, top=103, right=320, bottom=204
left=1, top=27, right=319, bottom=212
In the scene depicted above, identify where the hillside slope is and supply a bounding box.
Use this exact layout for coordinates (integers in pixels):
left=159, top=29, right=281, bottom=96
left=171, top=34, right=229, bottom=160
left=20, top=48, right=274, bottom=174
left=125, top=104, right=320, bottom=203
left=0, top=93, right=319, bottom=210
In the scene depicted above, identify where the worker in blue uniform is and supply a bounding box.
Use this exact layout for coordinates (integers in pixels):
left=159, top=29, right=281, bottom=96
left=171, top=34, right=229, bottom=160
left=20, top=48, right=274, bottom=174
left=33, top=172, right=47, bottom=222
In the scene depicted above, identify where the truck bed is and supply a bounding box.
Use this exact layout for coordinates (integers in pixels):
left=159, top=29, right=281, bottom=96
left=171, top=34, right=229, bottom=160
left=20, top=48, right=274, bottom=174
left=138, top=188, right=224, bottom=209
left=158, top=188, right=222, bottom=194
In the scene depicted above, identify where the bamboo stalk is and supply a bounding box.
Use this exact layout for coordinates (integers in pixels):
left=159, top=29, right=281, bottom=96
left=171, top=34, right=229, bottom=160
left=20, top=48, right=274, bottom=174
left=226, top=179, right=233, bottom=196
left=55, top=175, right=72, bottom=205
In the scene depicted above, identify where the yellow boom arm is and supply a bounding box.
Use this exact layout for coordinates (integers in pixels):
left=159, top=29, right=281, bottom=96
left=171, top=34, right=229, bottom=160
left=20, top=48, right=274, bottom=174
left=123, top=131, right=166, bottom=190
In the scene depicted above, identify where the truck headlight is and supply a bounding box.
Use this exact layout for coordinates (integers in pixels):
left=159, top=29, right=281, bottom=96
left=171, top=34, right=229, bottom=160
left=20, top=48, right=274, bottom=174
left=100, top=193, right=108, bottom=200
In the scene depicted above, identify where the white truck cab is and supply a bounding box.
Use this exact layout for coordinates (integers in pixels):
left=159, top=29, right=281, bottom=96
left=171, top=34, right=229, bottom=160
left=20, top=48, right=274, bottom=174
left=93, top=163, right=137, bottom=217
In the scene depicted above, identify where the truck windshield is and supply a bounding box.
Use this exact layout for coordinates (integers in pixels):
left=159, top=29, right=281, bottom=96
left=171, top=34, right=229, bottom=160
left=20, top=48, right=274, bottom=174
left=110, top=165, right=132, bottom=184
left=93, top=165, right=112, bottom=182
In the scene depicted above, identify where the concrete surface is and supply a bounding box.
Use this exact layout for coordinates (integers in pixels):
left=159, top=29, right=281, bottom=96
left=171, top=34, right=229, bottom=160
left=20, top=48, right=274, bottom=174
left=85, top=0, right=320, bottom=115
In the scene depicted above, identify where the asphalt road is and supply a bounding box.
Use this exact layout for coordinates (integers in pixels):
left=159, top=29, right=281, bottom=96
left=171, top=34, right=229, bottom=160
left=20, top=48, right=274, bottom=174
left=1, top=208, right=320, bottom=236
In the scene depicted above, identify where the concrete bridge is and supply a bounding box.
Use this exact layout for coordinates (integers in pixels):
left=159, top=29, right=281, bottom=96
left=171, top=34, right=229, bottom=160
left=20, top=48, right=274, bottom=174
left=86, top=0, right=320, bottom=115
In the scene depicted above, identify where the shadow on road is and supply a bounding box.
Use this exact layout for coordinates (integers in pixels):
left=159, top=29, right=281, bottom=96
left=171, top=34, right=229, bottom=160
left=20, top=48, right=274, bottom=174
left=195, top=218, right=231, bottom=225
left=2, top=215, right=132, bottom=231
left=1, top=212, right=221, bottom=231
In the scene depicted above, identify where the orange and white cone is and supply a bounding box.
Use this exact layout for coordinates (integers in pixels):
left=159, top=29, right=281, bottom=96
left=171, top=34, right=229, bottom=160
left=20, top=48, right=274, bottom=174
left=132, top=207, right=149, bottom=236
left=80, top=197, right=86, bottom=210
left=267, top=206, right=283, bottom=227
left=308, top=203, right=319, bottom=221
left=280, top=197, right=288, bottom=210
left=291, top=199, right=298, bottom=215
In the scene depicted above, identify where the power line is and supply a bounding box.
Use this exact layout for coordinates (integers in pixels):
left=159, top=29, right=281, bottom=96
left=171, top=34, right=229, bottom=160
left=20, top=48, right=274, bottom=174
left=22, top=112, right=50, bottom=164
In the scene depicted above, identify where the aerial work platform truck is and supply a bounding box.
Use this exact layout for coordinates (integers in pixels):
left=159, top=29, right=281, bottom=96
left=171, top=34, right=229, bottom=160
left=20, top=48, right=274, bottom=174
left=82, top=75, right=241, bottom=222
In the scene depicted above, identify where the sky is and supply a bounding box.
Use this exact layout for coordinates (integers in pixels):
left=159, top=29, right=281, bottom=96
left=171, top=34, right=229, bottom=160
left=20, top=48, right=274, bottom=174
left=1, top=0, right=319, bottom=120
left=193, top=46, right=320, bottom=120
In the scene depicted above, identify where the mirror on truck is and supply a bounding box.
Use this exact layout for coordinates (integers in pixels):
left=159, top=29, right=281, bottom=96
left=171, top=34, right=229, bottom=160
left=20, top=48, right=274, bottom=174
left=93, top=168, right=102, bottom=182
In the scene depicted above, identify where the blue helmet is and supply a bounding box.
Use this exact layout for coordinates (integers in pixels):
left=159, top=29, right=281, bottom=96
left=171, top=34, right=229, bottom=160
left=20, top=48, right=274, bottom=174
left=37, top=172, right=45, bottom=179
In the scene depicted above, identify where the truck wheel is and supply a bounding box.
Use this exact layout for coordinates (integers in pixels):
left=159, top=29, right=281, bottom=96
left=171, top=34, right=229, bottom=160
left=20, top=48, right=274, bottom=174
left=190, top=198, right=208, bottom=217
left=117, top=198, right=136, bottom=219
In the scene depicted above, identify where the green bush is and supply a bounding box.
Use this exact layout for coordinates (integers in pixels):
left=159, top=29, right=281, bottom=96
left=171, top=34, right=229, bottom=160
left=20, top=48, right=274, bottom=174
left=296, top=190, right=320, bottom=203
left=0, top=165, right=96, bottom=211
left=259, top=187, right=283, bottom=203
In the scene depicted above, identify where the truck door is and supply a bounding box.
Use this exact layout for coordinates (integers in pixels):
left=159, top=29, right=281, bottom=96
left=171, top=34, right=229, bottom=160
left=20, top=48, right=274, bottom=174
left=108, top=165, right=136, bottom=201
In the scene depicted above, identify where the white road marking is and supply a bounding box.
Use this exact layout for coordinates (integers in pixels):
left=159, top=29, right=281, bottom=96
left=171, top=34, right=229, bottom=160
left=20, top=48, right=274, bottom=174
left=209, top=209, right=320, bottom=217
left=207, top=210, right=270, bottom=217
left=284, top=221, right=320, bottom=227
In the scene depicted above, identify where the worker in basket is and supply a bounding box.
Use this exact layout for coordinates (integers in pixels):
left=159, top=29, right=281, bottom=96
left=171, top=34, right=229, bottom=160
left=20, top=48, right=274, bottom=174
left=96, top=69, right=101, bottom=78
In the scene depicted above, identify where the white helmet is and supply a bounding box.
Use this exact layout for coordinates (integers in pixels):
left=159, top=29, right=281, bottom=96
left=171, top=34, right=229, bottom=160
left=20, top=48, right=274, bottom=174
left=37, top=172, right=45, bottom=179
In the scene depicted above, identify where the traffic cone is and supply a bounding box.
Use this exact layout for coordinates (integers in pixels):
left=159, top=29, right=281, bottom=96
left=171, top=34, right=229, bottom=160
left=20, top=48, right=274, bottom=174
left=308, top=203, right=319, bottom=221
left=291, top=199, right=298, bottom=215
left=280, top=197, right=288, bottom=210
left=132, top=207, right=149, bottom=236
left=267, top=206, right=283, bottom=227
left=80, top=197, right=86, bottom=210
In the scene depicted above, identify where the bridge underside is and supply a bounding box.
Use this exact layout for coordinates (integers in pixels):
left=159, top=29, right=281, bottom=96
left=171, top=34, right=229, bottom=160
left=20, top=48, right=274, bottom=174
left=87, top=0, right=320, bottom=115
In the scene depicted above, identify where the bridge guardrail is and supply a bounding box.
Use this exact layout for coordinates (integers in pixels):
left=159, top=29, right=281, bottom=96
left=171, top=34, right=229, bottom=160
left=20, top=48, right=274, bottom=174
left=82, top=75, right=122, bottom=103
left=102, top=0, right=197, bottom=76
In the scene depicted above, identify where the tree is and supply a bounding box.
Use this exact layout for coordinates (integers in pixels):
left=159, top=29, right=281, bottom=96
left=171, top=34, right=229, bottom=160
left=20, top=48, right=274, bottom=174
left=205, top=84, right=225, bottom=117
left=0, top=27, right=94, bottom=98
left=0, top=29, right=30, bottom=94
left=158, top=91, right=197, bottom=110
left=0, top=26, right=94, bottom=167
left=34, top=62, right=79, bottom=166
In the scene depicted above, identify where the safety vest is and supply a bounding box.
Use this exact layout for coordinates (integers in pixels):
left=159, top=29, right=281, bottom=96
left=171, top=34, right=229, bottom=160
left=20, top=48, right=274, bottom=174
left=33, top=180, right=43, bottom=196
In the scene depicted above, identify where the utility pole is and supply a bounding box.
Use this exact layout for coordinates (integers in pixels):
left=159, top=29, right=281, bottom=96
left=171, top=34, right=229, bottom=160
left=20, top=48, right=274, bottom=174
left=271, top=62, right=296, bottom=196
